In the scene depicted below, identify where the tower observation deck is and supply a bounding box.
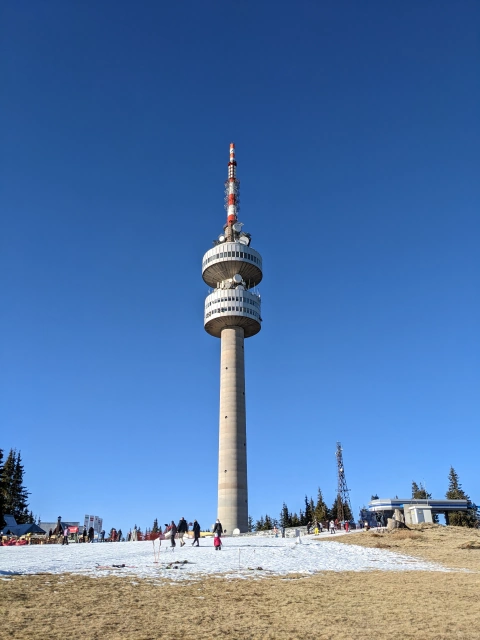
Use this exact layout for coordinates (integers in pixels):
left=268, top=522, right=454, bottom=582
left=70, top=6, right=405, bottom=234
left=202, top=144, right=263, bottom=534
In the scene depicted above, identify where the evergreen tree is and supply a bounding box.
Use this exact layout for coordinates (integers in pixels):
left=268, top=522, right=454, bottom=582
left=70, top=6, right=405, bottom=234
left=314, top=488, right=328, bottom=524
left=279, top=503, right=291, bottom=528
left=343, top=502, right=353, bottom=521
left=299, top=508, right=306, bottom=526
left=303, top=495, right=313, bottom=524
left=331, top=499, right=352, bottom=522
left=247, top=515, right=253, bottom=532
left=290, top=512, right=300, bottom=527
left=2, top=449, right=16, bottom=517
left=371, top=494, right=379, bottom=500
left=330, top=499, right=338, bottom=521
left=12, top=452, right=31, bottom=524
left=445, top=467, right=477, bottom=527
left=152, top=518, right=159, bottom=533
left=264, top=514, right=273, bottom=530
left=0, top=448, right=4, bottom=528
left=254, top=516, right=265, bottom=531
left=309, top=497, right=315, bottom=520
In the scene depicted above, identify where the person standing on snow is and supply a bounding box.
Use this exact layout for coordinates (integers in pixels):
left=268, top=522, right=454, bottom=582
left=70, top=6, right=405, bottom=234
left=170, top=521, right=177, bottom=548
left=213, top=532, right=222, bottom=551
left=329, top=520, right=336, bottom=534
left=88, top=526, right=95, bottom=542
left=62, top=526, right=69, bottom=545
left=177, top=517, right=188, bottom=547
left=192, top=520, right=201, bottom=547
left=213, top=519, right=223, bottom=538
left=82, top=527, right=87, bottom=543
left=117, top=529, right=123, bottom=541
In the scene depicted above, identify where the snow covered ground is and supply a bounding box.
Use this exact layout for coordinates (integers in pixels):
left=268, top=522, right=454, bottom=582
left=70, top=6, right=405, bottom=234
left=0, top=532, right=453, bottom=581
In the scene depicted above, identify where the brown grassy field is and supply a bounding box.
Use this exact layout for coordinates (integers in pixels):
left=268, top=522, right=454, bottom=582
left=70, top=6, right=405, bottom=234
left=322, top=523, right=480, bottom=571
left=2, top=525, right=479, bottom=640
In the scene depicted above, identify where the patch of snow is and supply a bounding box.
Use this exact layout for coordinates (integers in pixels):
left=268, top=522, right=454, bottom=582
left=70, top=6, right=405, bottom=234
left=0, top=535, right=452, bottom=581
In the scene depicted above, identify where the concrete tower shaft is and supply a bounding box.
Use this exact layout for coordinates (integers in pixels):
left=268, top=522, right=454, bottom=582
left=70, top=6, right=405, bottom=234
left=218, top=327, right=248, bottom=531
left=202, top=144, right=263, bottom=534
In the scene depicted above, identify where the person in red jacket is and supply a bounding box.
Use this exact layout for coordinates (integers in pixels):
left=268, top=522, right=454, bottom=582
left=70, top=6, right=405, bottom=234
left=213, top=533, right=222, bottom=551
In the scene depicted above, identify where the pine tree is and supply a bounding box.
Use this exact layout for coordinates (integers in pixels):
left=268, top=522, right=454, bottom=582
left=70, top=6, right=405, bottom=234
left=12, top=452, right=31, bottom=524
left=330, top=499, right=338, bottom=521
left=254, top=516, right=265, bottom=531
left=331, top=499, right=352, bottom=522
left=0, top=448, right=4, bottom=528
left=445, top=467, right=477, bottom=527
left=314, top=488, right=328, bottom=524
left=304, top=495, right=313, bottom=525
left=264, top=514, right=273, bottom=530
left=247, top=515, right=254, bottom=532
left=2, top=449, right=16, bottom=517
left=279, top=503, right=291, bottom=528
left=290, top=512, right=300, bottom=527
left=152, top=518, right=159, bottom=533
left=343, top=501, right=353, bottom=521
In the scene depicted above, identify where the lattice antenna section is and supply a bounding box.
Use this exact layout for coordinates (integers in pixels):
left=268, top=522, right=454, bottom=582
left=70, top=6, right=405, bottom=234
left=336, top=442, right=353, bottom=522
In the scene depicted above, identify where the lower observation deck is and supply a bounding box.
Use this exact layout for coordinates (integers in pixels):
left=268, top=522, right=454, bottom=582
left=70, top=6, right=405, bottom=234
left=204, top=289, right=261, bottom=338
left=202, top=242, right=262, bottom=289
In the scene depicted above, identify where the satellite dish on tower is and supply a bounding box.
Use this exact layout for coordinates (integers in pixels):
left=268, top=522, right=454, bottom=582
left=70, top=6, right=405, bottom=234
left=233, top=274, right=242, bottom=284
left=232, top=223, right=242, bottom=233
left=218, top=234, right=225, bottom=242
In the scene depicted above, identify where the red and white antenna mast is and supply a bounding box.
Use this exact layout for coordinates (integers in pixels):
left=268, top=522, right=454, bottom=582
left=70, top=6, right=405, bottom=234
left=225, top=142, right=240, bottom=226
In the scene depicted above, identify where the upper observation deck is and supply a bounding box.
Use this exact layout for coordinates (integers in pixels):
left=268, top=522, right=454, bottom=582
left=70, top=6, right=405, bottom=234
left=202, top=242, right=263, bottom=289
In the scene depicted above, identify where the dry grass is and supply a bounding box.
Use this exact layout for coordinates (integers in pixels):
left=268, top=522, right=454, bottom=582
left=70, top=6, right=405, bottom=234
left=323, top=524, right=480, bottom=571
left=1, top=525, right=479, bottom=640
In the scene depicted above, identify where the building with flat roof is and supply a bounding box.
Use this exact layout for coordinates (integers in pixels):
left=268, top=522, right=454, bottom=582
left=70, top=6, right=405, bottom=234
left=368, top=498, right=472, bottom=525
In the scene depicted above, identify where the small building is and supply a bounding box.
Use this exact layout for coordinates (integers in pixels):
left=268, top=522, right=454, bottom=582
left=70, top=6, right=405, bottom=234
left=40, top=516, right=80, bottom=536
left=1, top=514, right=46, bottom=537
left=368, top=498, right=471, bottom=525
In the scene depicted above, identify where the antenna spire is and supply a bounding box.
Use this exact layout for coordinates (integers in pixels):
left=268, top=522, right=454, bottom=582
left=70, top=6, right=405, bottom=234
left=225, top=142, right=240, bottom=226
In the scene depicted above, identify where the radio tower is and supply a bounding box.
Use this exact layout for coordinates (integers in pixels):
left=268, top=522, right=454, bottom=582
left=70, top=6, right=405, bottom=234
left=202, top=144, right=263, bottom=534
left=335, top=442, right=353, bottom=522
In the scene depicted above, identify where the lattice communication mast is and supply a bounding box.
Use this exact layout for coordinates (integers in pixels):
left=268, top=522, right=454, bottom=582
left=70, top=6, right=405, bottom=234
left=336, top=442, right=353, bottom=522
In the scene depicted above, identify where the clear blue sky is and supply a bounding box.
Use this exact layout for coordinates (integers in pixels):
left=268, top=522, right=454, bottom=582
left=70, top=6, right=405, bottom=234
left=2, top=1, right=479, bottom=533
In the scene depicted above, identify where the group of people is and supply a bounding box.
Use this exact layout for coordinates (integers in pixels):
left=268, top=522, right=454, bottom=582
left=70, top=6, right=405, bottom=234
left=303, top=519, right=352, bottom=535
left=165, top=517, right=204, bottom=548
left=57, top=525, right=96, bottom=545
left=162, top=517, right=224, bottom=550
